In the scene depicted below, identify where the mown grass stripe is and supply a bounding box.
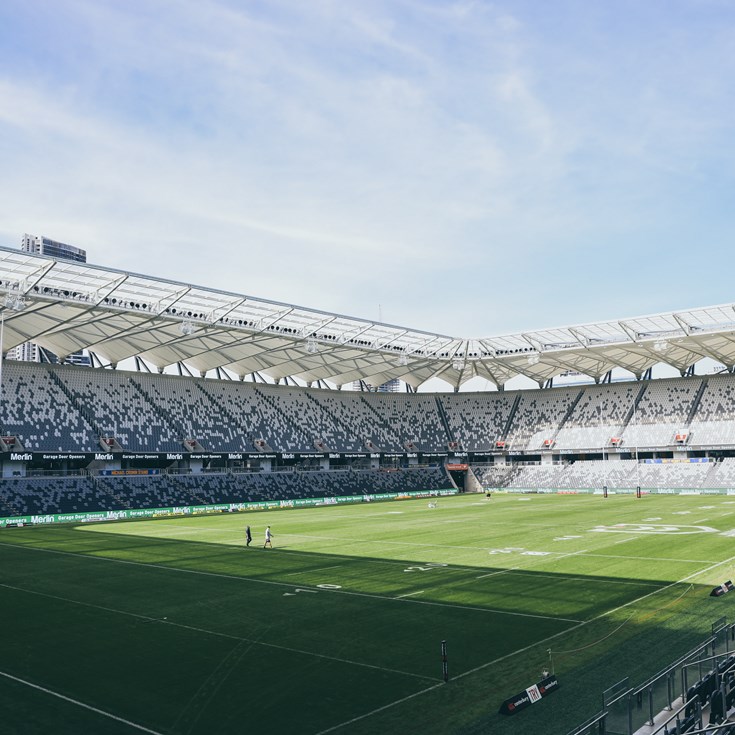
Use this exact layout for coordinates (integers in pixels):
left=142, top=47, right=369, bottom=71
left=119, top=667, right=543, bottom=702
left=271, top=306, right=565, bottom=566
left=0, top=541, right=581, bottom=622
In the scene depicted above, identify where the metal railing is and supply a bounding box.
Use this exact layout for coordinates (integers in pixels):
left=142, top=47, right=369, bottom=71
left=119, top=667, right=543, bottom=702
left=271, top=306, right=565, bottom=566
left=567, top=623, right=733, bottom=735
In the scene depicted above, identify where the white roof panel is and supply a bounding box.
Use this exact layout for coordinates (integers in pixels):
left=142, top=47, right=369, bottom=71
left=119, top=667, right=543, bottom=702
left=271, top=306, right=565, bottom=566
left=2, top=245, right=735, bottom=389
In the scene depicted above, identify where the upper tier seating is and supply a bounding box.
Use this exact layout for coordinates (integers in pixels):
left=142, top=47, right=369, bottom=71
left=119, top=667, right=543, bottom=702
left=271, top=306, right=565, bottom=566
left=624, top=378, right=701, bottom=448
left=2, top=361, right=735, bottom=454
left=554, top=383, right=639, bottom=450
left=440, top=393, right=513, bottom=451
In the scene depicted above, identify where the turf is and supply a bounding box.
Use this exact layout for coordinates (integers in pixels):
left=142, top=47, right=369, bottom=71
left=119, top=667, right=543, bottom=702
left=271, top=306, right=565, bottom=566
left=2, top=492, right=735, bottom=734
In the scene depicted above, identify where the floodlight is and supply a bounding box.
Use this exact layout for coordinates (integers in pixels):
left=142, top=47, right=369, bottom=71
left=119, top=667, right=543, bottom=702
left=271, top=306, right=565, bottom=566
left=4, top=293, right=26, bottom=312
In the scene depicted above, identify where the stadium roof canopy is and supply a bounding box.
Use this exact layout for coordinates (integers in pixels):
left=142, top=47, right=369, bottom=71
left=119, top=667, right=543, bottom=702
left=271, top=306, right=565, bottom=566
left=1, top=245, right=735, bottom=390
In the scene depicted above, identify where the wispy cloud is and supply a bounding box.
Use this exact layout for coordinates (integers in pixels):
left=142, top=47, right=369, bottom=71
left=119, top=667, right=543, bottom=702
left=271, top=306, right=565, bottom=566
left=1, top=0, right=734, bottom=338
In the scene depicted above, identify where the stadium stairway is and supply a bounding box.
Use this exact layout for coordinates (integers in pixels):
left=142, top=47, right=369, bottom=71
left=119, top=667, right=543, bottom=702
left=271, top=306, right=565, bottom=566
left=129, top=378, right=189, bottom=449
left=498, top=393, right=522, bottom=447
left=47, top=370, right=102, bottom=451
left=550, top=387, right=586, bottom=442
left=303, top=392, right=358, bottom=452
left=252, top=386, right=311, bottom=451
left=434, top=396, right=456, bottom=449
left=193, top=381, right=246, bottom=449
left=685, top=376, right=710, bottom=427
left=618, top=381, right=649, bottom=438
left=358, top=394, right=396, bottom=450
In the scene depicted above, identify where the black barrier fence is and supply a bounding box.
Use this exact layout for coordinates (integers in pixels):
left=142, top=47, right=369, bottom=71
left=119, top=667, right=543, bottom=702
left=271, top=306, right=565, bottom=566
left=567, top=621, right=735, bottom=735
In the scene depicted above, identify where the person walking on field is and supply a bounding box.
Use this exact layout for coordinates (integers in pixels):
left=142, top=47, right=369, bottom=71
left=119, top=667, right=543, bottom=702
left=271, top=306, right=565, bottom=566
left=264, top=526, right=274, bottom=549
left=245, top=525, right=252, bottom=547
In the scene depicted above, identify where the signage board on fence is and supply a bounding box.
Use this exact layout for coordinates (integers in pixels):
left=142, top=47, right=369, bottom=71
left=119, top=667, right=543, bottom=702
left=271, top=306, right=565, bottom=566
left=498, top=675, right=559, bottom=715
left=0, top=488, right=459, bottom=529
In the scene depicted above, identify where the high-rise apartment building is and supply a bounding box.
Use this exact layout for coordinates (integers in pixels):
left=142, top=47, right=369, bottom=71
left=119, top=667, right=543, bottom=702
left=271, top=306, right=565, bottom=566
left=21, top=233, right=87, bottom=263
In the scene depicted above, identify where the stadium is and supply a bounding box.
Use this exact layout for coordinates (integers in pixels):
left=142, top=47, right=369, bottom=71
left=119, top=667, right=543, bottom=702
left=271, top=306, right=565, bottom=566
left=3, top=244, right=735, bottom=735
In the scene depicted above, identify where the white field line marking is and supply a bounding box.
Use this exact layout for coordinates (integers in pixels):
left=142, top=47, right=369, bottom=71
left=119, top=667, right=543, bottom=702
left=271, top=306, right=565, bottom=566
left=476, top=567, right=518, bottom=580
left=312, top=552, right=735, bottom=734
left=1, top=538, right=444, bottom=574
left=314, top=682, right=446, bottom=735
left=0, top=582, right=435, bottom=683
left=496, top=571, right=660, bottom=588
left=458, top=550, right=735, bottom=683
left=270, top=545, right=467, bottom=570
left=613, top=536, right=638, bottom=545
left=471, top=547, right=588, bottom=581
left=581, top=553, right=715, bottom=563
left=280, top=532, right=603, bottom=556
left=315, top=606, right=589, bottom=735
left=277, top=548, right=426, bottom=567
left=395, top=590, right=425, bottom=599
left=0, top=542, right=580, bottom=623
left=0, top=669, right=164, bottom=735
left=285, top=565, right=342, bottom=576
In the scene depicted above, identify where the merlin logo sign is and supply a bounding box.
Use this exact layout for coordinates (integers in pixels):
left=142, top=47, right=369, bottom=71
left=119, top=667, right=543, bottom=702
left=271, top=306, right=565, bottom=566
left=591, top=523, right=718, bottom=535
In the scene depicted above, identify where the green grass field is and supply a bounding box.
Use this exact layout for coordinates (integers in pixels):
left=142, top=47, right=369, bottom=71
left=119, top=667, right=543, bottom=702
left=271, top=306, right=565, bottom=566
left=3, top=492, right=735, bottom=734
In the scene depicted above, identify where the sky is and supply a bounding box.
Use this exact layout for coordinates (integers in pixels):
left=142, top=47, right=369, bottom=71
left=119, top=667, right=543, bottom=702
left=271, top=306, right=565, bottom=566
left=1, top=0, right=734, bottom=343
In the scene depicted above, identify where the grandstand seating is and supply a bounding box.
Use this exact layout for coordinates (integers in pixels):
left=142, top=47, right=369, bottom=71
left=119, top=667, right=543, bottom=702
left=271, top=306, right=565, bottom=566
left=53, top=366, right=182, bottom=451
left=688, top=375, right=735, bottom=447
left=306, top=391, right=378, bottom=451
left=624, top=377, right=701, bottom=448
left=132, top=373, right=247, bottom=451
left=6, top=362, right=735, bottom=517
left=440, top=393, right=513, bottom=451
left=506, top=388, right=578, bottom=451
left=473, top=459, right=723, bottom=491
left=1, top=476, right=106, bottom=514
left=554, top=383, right=639, bottom=450
left=0, top=467, right=453, bottom=517
left=4, top=362, right=735, bottom=456
left=0, top=363, right=95, bottom=451
left=363, top=393, right=447, bottom=451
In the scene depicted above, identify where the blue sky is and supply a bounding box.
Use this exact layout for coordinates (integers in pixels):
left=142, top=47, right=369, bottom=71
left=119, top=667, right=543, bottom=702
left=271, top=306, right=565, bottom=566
left=1, top=0, right=734, bottom=340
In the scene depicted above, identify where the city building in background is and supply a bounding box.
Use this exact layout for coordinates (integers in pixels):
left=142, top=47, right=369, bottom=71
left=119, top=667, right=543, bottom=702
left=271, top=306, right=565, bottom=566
left=352, top=378, right=401, bottom=392
left=9, top=234, right=90, bottom=365
left=21, top=233, right=87, bottom=263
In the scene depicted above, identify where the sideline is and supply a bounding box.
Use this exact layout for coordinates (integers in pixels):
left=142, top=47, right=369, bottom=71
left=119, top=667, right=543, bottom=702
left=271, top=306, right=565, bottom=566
left=0, top=670, right=164, bottom=735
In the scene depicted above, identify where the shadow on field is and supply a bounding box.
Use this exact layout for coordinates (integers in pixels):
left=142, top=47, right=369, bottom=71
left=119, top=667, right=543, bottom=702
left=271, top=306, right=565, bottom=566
left=0, top=521, right=726, bottom=735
